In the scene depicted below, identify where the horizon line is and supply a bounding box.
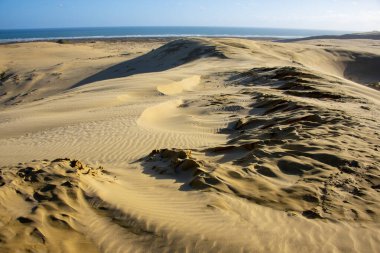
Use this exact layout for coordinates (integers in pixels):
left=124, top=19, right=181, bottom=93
left=0, top=25, right=358, bottom=33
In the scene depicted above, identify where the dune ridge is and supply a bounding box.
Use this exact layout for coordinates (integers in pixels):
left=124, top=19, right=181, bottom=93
left=143, top=65, right=380, bottom=222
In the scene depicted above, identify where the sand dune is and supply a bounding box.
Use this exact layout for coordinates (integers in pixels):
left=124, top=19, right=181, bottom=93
left=73, top=39, right=226, bottom=87
left=143, top=66, right=380, bottom=222
left=0, top=37, right=379, bottom=252
left=279, top=31, right=380, bottom=42
left=0, top=40, right=166, bottom=107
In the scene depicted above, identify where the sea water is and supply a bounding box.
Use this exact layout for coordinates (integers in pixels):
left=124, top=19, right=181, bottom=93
left=0, top=26, right=349, bottom=43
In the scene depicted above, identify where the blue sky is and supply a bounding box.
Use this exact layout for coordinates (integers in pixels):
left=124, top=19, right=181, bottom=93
left=0, top=0, right=379, bottom=31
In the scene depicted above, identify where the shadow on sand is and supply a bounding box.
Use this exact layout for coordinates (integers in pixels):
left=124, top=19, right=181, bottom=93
left=71, top=39, right=227, bottom=88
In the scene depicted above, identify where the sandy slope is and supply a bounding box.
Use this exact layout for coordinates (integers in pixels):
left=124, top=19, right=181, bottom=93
left=0, top=38, right=379, bottom=252
left=0, top=39, right=166, bottom=106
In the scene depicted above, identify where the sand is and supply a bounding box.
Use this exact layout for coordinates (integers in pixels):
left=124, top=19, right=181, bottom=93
left=0, top=37, right=379, bottom=252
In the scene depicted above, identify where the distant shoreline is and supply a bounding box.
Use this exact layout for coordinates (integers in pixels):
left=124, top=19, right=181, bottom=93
left=0, top=26, right=349, bottom=44
left=0, top=36, right=283, bottom=45
left=279, top=32, right=380, bottom=42
left=2, top=32, right=379, bottom=45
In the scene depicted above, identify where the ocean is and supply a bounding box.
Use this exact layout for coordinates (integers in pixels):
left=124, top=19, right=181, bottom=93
left=0, top=26, right=349, bottom=43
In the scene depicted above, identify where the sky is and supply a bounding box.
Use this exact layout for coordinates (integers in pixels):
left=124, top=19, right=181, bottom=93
left=0, top=0, right=379, bottom=31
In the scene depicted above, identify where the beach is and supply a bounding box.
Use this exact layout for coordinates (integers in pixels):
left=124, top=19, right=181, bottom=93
left=0, top=36, right=379, bottom=252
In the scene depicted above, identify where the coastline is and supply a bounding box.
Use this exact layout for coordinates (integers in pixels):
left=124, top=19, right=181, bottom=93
left=0, top=35, right=285, bottom=45
left=0, top=26, right=350, bottom=44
